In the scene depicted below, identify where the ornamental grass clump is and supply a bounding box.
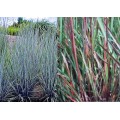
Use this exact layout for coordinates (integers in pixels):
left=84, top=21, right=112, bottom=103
left=57, top=17, right=120, bottom=102
left=0, top=21, right=58, bottom=102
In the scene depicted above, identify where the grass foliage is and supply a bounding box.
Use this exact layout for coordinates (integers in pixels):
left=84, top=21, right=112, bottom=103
left=57, top=17, right=120, bottom=102
left=0, top=17, right=120, bottom=102
left=0, top=21, right=57, bottom=101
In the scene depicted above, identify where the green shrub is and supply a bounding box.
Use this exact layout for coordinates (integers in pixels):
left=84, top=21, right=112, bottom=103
left=7, top=27, right=20, bottom=35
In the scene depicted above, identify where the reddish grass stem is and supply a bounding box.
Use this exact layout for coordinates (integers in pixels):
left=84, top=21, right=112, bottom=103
left=69, top=17, right=82, bottom=83
left=104, top=17, right=108, bottom=74
left=68, top=17, right=89, bottom=101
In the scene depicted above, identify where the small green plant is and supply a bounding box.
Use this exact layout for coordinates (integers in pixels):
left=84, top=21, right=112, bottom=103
left=7, top=27, right=20, bottom=35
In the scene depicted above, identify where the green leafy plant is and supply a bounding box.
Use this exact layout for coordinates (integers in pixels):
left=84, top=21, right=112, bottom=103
left=7, top=27, right=20, bottom=35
